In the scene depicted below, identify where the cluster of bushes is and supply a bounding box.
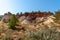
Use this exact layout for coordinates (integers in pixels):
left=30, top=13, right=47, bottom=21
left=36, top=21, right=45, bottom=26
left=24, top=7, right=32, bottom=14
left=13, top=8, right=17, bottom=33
left=0, top=26, right=60, bottom=40
left=21, top=27, right=60, bottom=40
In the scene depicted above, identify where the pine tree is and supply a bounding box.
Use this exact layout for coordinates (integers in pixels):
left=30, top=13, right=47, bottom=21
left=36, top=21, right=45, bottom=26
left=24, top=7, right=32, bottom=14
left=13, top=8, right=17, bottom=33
left=9, top=14, right=18, bottom=30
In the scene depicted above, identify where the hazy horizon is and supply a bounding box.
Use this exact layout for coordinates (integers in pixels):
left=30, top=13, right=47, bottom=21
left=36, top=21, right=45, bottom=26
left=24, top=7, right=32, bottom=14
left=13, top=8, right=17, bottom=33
left=0, top=0, right=60, bottom=15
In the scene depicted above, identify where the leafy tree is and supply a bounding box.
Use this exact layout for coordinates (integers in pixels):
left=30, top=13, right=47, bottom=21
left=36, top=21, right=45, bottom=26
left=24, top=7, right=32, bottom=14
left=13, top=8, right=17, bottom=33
left=20, top=12, right=22, bottom=15
left=9, top=14, right=18, bottom=30
left=54, top=11, right=60, bottom=24
left=8, top=12, right=12, bottom=14
left=54, top=11, right=60, bottom=20
left=16, top=12, right=20, bottom=15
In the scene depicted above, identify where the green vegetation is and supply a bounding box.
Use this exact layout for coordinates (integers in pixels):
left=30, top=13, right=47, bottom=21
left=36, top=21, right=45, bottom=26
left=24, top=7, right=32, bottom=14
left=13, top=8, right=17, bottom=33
left=0, top=11, right=60, bottom=40
left=9, top=14, right=18, bottom=30
left=0, top=15, right=3, bottom=21
left=54, top=11, right=60, bottom=24
left=54, top=11, right=60, bottom=20
left=0, top=27, right=60, bottom=40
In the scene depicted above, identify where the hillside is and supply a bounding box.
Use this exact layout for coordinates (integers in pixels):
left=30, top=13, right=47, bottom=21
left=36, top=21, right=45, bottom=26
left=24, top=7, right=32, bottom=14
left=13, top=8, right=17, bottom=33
left=0, top=11, right=60, bottom=40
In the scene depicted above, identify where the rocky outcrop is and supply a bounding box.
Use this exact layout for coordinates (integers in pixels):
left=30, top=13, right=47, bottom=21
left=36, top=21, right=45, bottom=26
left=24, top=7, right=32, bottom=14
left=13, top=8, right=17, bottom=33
left=1, top=12, right=59, bottom=32
left=1, top=13, right=12, bottom=23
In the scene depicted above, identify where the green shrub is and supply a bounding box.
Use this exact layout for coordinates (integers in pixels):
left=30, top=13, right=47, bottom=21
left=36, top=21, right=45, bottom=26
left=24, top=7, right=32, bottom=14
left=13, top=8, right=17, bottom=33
left=9, top=14, right=18, bottom=30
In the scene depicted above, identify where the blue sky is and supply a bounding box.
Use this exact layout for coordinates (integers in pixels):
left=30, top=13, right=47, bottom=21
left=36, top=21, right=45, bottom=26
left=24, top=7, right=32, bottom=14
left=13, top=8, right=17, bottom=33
left=0, top=0, right=60, bottom=15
